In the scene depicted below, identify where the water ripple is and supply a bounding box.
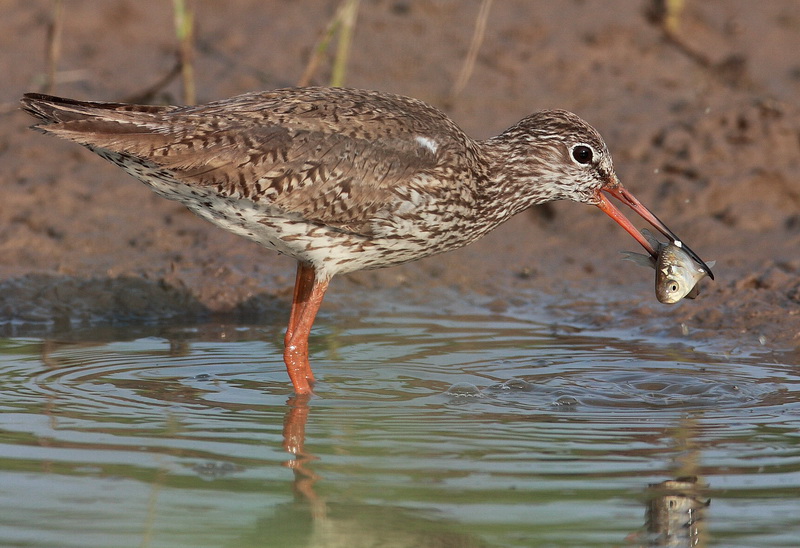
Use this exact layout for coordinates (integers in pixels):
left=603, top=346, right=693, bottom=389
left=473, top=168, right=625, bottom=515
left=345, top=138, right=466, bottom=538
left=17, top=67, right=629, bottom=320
left=0, top=303, right=798, bottom=547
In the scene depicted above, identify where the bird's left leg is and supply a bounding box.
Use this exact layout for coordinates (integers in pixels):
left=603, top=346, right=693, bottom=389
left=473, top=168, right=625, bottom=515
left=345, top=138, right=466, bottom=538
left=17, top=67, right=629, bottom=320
left=283, top=263, right=329, bottom=394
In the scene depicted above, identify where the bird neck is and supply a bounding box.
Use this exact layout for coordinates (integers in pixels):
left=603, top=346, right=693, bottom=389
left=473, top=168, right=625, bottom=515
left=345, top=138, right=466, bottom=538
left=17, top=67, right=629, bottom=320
left=476, top=134, right=560, bottom=223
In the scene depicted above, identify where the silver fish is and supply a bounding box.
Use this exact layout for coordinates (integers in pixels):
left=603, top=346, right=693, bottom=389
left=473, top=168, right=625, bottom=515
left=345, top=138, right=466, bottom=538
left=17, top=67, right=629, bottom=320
left=622, top=230, right=715, bottom=304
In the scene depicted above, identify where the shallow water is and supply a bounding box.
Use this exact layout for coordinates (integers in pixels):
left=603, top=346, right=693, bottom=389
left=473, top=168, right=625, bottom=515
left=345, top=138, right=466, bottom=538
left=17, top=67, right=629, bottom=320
left=1, top=297, right=799, bottom=548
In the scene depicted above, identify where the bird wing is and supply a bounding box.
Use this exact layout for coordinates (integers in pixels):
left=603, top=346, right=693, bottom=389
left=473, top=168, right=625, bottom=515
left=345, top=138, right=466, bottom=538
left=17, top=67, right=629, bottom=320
left=22, top=89, right=466, bottom=236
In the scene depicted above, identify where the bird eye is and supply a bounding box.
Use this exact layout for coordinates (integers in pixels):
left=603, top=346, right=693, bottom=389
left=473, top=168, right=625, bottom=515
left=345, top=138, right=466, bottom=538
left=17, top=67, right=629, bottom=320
left=571, top=145, right=593, bottom=165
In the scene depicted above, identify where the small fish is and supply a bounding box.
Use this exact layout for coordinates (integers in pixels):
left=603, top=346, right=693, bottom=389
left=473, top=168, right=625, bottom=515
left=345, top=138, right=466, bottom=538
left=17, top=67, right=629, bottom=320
left=622, top=230, right=715, bottom=304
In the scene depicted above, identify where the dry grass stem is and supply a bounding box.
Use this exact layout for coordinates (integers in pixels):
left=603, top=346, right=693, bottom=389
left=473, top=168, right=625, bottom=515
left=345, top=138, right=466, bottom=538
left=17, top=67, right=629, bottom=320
left=173, top=0, right=196, bottom=104
left=449, top=0, right=492, bottom=103
left=297, top=16, right=338, bottom=87
left=44, top=0, right=64, bottom=94
left=298, top=0, right=360, bottom=87
left=330, top=0, right=360, bottom=87
left=663, top=0, right=685, bottom=35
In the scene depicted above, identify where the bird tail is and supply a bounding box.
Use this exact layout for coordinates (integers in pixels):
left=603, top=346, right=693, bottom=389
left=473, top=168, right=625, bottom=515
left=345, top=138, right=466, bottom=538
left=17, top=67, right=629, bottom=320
left=21, top=93, right=168, bottom=127
left=19, top=93, right=183, bottom=156
left=19, top=94, right=243, bottom=176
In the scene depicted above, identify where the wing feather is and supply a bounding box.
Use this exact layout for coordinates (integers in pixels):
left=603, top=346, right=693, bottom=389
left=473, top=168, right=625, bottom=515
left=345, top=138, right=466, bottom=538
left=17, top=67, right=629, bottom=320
left=22, top=88, right=473, bottom=235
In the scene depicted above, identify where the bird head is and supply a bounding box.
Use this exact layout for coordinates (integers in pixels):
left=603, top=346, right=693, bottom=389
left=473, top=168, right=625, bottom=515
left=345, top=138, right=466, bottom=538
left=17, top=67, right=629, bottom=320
left=497, top=110, right=714, bottom=278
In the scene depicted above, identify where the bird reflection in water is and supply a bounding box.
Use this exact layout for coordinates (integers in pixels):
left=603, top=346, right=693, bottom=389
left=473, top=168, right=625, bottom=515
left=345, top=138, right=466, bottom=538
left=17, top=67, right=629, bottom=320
left=278, top=395, right=490, bottom=548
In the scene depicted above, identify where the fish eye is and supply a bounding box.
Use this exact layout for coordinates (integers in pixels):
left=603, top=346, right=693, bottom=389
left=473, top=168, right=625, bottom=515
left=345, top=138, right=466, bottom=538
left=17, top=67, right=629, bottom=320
left=666, top=280, right=680, bottom=293
left=571, top=145, right=593, bottom=165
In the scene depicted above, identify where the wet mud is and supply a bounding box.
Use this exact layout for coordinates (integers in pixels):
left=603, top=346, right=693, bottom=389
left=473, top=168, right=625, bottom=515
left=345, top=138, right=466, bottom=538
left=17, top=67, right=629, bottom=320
left=1, top=1, right=798, bottom=353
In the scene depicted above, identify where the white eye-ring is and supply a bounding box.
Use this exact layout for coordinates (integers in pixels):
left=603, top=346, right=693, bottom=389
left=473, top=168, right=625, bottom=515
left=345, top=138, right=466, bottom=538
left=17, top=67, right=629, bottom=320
left=571, top=144, right=594, bottom=165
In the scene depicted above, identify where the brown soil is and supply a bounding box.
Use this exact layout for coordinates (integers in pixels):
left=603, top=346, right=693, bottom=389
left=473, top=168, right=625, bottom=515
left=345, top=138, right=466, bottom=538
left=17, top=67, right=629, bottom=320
left=1, top=1, right=799, bottom=355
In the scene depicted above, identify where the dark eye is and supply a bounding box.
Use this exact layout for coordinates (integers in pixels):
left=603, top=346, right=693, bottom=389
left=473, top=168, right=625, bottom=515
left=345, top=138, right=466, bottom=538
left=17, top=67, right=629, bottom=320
left=572, top=145, right=593, bottom=165
left=667, top=280, right=680, bottom=293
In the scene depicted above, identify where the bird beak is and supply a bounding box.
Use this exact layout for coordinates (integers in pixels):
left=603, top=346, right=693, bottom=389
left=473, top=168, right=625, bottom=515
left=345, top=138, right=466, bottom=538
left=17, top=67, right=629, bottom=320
left=596, top=184, right=715, bottom=280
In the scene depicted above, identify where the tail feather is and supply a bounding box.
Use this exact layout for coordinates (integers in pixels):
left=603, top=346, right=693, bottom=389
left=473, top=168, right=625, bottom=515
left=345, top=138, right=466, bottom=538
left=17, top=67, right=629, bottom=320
left=20, top=93, right=187, bottom=155
left=21, top=93, right=170, bottom=126
left=20, top=93, right=252, bottom=175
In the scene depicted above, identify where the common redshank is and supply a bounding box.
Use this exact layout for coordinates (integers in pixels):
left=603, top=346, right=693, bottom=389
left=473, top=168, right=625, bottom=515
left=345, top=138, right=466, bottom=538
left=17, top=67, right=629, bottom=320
left=21, top=87, right=712, bottom=394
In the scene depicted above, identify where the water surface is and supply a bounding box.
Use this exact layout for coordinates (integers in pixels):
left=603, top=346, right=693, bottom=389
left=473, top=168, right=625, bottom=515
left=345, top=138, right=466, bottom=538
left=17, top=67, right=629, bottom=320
left=0, top=297, right=798, bottom=547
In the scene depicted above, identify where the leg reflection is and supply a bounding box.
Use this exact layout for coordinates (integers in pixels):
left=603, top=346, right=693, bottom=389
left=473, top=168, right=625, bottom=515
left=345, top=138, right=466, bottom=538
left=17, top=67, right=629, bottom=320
left=282, top=395, right=326, bottom=520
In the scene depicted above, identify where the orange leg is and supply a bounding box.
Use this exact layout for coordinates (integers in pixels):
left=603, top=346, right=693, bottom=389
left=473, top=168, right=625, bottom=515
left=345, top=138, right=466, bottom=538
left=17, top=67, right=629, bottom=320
left=283, top=262, right=329, bottom=394
left=285, top=263, right=315, bottom=350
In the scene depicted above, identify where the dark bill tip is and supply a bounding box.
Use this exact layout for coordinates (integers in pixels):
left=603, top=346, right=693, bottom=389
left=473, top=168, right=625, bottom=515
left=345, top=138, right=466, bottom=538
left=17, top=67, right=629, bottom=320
left=598, top=186, right=715, bottom=280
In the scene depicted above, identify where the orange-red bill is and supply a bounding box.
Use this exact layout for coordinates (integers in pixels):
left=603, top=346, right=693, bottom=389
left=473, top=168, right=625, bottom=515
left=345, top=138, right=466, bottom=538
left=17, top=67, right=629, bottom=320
left=597, top=186, right=714, bottom=280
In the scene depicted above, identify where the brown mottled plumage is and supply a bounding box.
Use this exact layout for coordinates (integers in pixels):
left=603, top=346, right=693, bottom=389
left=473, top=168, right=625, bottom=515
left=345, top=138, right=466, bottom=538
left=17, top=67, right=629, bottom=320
left=20, top=87, right=712, bottom=394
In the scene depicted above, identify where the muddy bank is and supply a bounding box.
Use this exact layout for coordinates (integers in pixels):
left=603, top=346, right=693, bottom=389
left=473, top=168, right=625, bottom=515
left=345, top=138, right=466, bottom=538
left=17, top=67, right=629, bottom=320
left=1, top=1, right=798, bottom=351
